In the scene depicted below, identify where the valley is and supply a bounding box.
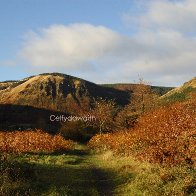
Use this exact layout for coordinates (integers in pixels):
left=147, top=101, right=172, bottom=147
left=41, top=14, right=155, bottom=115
left=0, top=73, right=195, bottom=195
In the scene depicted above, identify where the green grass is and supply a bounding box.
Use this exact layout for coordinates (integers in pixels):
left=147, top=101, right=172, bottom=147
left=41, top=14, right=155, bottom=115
left=163, top=87, right=196, bottom=103
left=91, top=151, right=196, bottom=196
left=1, top=146, right=195, bottom=196
left=0, top=145, right=114, bottom=196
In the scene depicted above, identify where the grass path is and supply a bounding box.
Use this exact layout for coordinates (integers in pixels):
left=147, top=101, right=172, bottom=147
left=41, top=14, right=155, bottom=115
left=2, top=145, right=195, bottom=195
left=3, top=145, right=115, bottom=196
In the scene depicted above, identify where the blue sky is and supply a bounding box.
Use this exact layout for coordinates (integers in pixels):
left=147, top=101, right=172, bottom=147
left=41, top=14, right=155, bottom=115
left=0, top=1, right=127, bottom=58
left=0, top=0, right=196, bottom=86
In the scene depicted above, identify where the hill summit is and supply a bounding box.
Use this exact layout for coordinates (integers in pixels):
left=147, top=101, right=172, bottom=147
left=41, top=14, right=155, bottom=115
left=0, top=73, right=130, bottom=113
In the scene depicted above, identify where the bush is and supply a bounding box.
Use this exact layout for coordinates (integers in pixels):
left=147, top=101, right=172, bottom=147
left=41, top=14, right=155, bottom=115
left=0, top=130, right=75, bottom=153
left=60, top=121, right=95, bottom=142
left=89, top=99, right=196, bottom=167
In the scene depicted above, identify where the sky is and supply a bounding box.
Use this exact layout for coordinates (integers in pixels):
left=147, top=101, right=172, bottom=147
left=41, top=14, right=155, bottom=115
left=0, top=0, right=196, bottom=86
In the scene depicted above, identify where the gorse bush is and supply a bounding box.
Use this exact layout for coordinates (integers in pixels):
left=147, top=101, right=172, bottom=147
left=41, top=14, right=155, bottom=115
left=89, top=99, right=196, bottom=167
left=0, top=130, right=75, bottom=153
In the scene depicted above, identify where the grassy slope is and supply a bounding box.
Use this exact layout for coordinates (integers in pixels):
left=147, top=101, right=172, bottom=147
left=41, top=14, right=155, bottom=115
left=160, top=77, right=196, bottom=103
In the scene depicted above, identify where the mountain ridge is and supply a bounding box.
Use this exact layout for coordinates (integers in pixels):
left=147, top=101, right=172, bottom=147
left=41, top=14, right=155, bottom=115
left=0, top=73, right=130, bottom=113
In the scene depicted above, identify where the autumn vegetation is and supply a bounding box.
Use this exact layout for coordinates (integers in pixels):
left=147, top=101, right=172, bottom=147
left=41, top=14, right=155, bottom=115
left=0, top=76, right=195, bottom=195
left=88, top=97, right=196, bottom=167
left=86, top=90, right=196, bottom=195
left=0, top=130, right=75, bottom=153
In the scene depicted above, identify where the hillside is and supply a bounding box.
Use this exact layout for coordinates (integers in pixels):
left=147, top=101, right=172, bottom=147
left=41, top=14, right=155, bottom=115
left=161, top=77, right=196, bottom=102
left=102, top=83, right=174, bottom=96
left=0, top=73, right=130, bottom=113
left=0, top=74, right=174, bottom=113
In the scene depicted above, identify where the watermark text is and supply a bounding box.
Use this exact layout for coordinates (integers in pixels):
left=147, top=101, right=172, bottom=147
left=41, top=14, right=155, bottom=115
left=50, top=114, right=96, bottom=122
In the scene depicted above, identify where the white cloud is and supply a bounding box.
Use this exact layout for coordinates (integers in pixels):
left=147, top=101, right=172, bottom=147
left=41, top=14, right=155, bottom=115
left=20, top=24, right=139, bottom=70
left=19, top=0, right=196, bottom=86
left=123, top=0, right=196, bottom=33
left=146, top=0, right=196, bottom=32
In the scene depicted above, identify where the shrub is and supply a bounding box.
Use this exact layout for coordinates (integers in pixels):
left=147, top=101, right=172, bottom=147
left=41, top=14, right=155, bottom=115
left=0, top=130, right=75, bottom=153
left=89, top=99, right=196, bottom=167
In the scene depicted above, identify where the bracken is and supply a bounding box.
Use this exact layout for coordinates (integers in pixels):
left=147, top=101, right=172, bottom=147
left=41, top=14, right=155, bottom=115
left=0, top=129, right=75, bottom=153
left=89, top=97, right=196, bottom=167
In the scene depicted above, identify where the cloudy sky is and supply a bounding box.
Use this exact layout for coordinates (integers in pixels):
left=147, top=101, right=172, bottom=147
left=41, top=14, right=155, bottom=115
left=0, top=0, right=196, bottom=86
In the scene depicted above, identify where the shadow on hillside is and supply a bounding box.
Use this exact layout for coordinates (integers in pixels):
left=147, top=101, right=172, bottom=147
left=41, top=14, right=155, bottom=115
left=0, top=104, right=98, bottom=143
left=0, top=104, right=68, bottom=133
